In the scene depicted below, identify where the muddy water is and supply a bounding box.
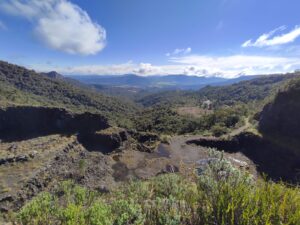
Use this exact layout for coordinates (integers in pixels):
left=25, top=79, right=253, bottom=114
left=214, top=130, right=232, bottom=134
left=112, top=144, right=171, bottom=181
left=112, top=162, right=129, bottom=182
left=112, top=135, right=257, bottom=182
left=151, top=144, right=171, bottom=158
left=111, top=136, right=209, bottom=181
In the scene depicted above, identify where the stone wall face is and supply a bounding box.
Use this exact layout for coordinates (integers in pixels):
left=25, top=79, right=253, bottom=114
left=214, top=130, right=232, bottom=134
left=0, top=106, right=109, bottom=140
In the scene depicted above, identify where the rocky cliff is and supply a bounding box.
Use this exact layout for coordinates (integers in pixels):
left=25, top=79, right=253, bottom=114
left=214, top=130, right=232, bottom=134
left=187, top=132, right=300, bottom=183
left=0, top=106, right=109, bottom=141
left=259, top=78, right=300, bottom=140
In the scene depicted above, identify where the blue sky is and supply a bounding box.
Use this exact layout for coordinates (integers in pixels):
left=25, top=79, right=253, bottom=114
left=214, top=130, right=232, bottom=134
left=0, top=0, right=300, bottom=77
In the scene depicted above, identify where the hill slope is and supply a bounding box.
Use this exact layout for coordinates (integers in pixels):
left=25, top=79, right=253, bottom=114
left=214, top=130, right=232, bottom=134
left=69, top=74, right=257, bottom=90
left=137, top=73, right=299, bottom=107
left=0, top=61, right=139, bottom=126
left=259, top=77, right=300, bottom=141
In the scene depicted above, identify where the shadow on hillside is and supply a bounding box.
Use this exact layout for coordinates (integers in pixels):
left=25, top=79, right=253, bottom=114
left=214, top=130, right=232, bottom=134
left=187, top=132, right=300, bottom=183
left=0, top=132, right=74, bottom=143
left=0, top=106, right=109, bottom=143
left=77, top=132, right=120, bottom=154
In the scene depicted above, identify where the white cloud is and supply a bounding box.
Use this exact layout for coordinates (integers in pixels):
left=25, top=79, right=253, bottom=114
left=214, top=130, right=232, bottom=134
left=45, top=62, right=183, bottom=76
left=166, top=47, right=192, bottom=57
left=169, top=54, right=300, bottom=77
left=0, top=0, right=106, bottom=55
left=133, top=63, right=160, bottom=75
left=32, top=53, right=300, bottom=78
left=61, top=62, right=137, bottom=76
left=242, top=26, right=300, bottom=48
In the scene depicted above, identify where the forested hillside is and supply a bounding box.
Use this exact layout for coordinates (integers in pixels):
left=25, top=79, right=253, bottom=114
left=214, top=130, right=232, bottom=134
left=133, top=73, right=300, bottom=135
left=192, top=74, right=299, bottom=107
left=0, top=61, right=139, bottom=127
left=2, top=61, right=299, bottom=136
left=137, top=73, right=299, bottom=108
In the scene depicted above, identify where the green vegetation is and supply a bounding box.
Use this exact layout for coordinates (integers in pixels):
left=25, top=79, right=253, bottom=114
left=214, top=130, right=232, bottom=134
left=258, top=77, right=300, bottom=156
left=133, top=73, right=299, bottom=135
left=2, top=60, right=300, bottom=225
left=0, top=61, right=139, bottom=127
left=1, top=61, right=299, bottom=136
left=137, top=73, right=298, bottom=108
left=134, top=104, right=249, bottom=136
left=259, top=76, right=300, bottom=139
left=192, top=74, right=297, bottom=107
left=9, top=150, right=300, bottom=225
left=136, top=90, right=196, bottom=107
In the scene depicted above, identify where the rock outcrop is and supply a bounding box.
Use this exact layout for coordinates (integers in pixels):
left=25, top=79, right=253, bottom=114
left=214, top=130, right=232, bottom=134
left=78, top=127, right=128, bottom=153
left=259, top=78, right=300, bottom=139
left=187, top=132, right=300, bottom=183
left=0, top=154, right=30, bottom=165
left=41, top=71, right=64, bottom=79
left=0, top=138, right=115, bottom=212
left=129, top=131, right=160, bottom=153
left=0, top=106, right=109, bottom=141
left=77, top=128, right=160, bottom=154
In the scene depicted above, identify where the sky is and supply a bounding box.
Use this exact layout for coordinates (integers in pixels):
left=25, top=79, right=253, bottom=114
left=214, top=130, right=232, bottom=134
left=0, top=0, right=300, bottom=78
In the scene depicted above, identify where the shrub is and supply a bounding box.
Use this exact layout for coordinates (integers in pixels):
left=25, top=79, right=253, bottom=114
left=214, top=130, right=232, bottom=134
left=144, top=197, right=186, bottom=225
left=59, top=204, right=85, bottom=225
left=211, top=124, right=228, bottom=137
left=85, top=202, right=112, bottom=225
left=14, top=150, right=300, bottom=225
left=111, top=199, right=145, bottom=225
left=18, top=192, right=58, bottom=225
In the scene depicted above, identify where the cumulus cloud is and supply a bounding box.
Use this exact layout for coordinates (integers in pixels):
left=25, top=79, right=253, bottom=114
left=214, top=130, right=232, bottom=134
left=61, top=62, right=136, bottom=75
left=132, top=63, right=160, bottom=75
left=50, top=62, right=180, bottom=76
left=169, top=54, right=300, bottom=77
left=242, top=26, right=300, bottom=48
left=33, top=53, right=300, bottom=78
left=166, top=47, right=192, bottom=57
left=0, top=0, right=106, bottom=55
left=183, top=66, right=210, bottom=76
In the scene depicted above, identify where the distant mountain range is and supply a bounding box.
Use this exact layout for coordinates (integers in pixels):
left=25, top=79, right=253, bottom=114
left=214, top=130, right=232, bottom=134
left=67, top=74, right=259, bottom=90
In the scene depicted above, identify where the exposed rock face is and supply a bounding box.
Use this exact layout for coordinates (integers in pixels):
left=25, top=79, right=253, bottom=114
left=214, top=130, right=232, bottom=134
left=129, top=131, right=160, bottom=153
left=259, top=79, right=300, bottom=139
left=187, top=137, right=240, bottom=153
left=254, top=79, right=300, bottom=182
left=0, top=106, right=109, bottom=141
left=0, top=138, right=115, bottom=212
left=78, top=128, right=128, bottom=154
left=42, top=71, right=64, bottom=79
left=130, top=131, right=159, bottom=143
left=77, top=128, right=159, bottom=154
left=0, top=155, right=29, bottom=165
left=0, top=107, right=161, bottom=212
left=187, top=133, right=300, bottom=183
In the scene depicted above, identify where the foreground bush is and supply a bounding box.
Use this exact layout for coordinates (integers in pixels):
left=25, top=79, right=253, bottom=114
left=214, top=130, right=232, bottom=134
left=13, top=152, right=300, bottom=225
